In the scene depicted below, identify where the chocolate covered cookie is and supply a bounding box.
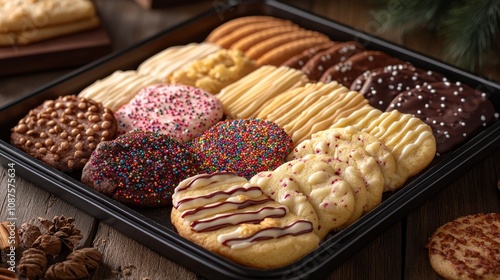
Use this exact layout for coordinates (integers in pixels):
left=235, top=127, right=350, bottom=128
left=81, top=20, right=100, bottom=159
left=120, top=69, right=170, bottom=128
left=320, top=50, right=404, bottom=87
left=82, top=131, right=198, bottom=207
left=280, top=42, right=336, bottom=69
left=11, top=95, right=117, bottom=172
left=302, top=41, right=364, bottom=81
left=350, top=64, right=446, bottom=110
left=387, top=81, right=498, bottom=154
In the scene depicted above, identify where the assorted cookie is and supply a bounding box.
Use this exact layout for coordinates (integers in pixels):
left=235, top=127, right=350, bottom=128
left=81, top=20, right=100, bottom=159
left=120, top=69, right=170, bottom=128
left=386, top=81, right=498, bottom=155
left=426, top=213, right=500, bottom=280
left=11, top=95, right=117, bottom=172
left=81, top=131, right=199, bottom=207
left=78, top=70, right=161, bottom=112
left=171, top=172, right=320, bottom=269
left=216, top=65, right=308, bottom=119
left=114, top=84, right=223, bottom=143
left=168, top=49, right=258, bottom=94
left=188, top=118, right=293, bottom=179
left=9, top=14, right=499, bottom=271
left=137, top=42, right=222, bottom=82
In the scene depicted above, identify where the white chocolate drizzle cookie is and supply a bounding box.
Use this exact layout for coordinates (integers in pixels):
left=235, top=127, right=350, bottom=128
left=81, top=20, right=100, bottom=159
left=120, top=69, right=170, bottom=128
left=171, top=172, right=320, bottom=269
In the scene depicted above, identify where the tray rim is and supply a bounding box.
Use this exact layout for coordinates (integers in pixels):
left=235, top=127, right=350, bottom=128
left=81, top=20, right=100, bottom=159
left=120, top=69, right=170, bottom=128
left=1, top=1, right=500, bottom=279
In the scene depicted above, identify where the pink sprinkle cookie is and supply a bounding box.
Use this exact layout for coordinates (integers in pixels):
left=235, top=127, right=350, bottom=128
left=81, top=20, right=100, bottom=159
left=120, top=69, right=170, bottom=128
left=114, top=84, right=223, bottom=143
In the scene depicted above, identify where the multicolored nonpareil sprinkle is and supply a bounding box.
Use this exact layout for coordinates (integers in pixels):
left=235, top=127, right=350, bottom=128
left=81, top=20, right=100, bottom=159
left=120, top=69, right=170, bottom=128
left=114, top=84, right=223, bottom=143
left=81, top=131, right=199, bottom=207
left=188, top=118, right=293, bottom=179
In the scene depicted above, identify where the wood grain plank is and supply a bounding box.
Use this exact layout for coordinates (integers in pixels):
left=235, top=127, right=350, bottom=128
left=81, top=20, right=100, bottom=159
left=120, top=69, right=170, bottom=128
left=91, top=223, right=197, bottom=280
left=0, top=165, right=97, bottom=246
left=404, top=149, right=500, bottom=279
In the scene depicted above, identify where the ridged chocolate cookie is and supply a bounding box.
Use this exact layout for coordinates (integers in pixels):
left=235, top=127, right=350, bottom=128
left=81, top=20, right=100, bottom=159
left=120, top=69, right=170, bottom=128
left=11, top=95, right=117, bottom=172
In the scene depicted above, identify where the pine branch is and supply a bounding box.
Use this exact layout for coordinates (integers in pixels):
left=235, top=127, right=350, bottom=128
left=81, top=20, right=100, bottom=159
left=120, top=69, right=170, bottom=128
left=380, top=0, right=452, bottom=32
left=441, top=0, right=500, bottom=71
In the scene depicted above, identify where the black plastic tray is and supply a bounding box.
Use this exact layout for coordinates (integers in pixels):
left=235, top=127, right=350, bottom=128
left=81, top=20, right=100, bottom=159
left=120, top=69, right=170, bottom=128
left=1, top=1, right=499, bottom=279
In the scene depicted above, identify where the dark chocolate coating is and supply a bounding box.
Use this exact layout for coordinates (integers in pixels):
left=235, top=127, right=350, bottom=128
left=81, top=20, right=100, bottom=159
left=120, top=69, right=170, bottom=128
left=280, top=41, right=336, bottom=69
left=386, top=81, right=497, bottom=154
left=301, top=41, right=364, bottom=81
left=320, top=50, right=404, bottom=87
left=351, top=64, right=445, bottom=110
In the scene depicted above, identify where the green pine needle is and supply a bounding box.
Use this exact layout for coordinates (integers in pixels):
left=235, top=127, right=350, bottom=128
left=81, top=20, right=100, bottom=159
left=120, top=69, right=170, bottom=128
left=441, top=0, right=500, bottom=71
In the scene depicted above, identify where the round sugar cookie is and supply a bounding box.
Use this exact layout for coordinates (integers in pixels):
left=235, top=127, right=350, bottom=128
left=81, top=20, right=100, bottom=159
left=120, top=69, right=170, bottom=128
left=81, top=131, right=199, bottom=207
left=289, top=138, right=384, bottom=212
left=270, top=154, right=356, bottom=237
left=312, top=126, right=399, bottom=191
left=387, top=81, right=498, bottom=155
left=426, top=213, right=500, bottom=280
left=188, top=118, right=293, bottom=179
left=114, top=84, right=223, bottom=143
left=11, top=95, right=117, bottom=172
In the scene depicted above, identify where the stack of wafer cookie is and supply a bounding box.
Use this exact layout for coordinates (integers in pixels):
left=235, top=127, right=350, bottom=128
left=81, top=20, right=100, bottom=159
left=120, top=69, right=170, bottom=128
left=0, top=0, right=100, bottom=46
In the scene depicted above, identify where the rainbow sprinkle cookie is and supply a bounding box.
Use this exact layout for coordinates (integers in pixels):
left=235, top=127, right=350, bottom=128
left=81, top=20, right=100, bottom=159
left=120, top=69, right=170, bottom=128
left=188, top=118, right=293, bottom=179
left=81, top=131, right=199, bottom=207
left=114, top=84, right=223, bottom=143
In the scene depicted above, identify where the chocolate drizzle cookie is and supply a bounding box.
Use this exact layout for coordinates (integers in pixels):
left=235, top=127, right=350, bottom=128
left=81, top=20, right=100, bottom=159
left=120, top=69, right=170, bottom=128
left=11, top=95, right=117, bottom=172
left=386, top=81, right=498, bottom=154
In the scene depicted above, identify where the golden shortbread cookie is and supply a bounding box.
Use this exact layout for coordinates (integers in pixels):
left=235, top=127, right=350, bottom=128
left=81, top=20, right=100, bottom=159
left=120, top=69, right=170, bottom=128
left=213, top=20, right=295, bottom=49
left=426, top=213, right=500, bottom=280
left=256, top=37, right=333, bottom=66
left=245, top=30, right=329, bottom=61
left=78, top=70, right=161, bottom=112
left=205, top=16, right=282, bottom=43
left=168, top=49, right=258, bottom=94
left=229, top=25, right=301, bottom=52
left=171, top=172, right=320, bottom=269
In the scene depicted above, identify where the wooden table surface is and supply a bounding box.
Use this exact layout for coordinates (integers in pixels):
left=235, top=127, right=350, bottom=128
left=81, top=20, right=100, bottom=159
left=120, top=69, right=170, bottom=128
left=1, top=0, right=499, bottom=279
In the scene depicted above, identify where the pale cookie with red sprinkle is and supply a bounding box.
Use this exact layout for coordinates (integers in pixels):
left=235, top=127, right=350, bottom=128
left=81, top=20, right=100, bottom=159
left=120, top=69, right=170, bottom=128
left=11, top=95, right=117, bottom=172
left=257, top=155, right=356, bottom=238
left=288, top=139, right=384, bottom=212
left=171, top=172, right=320, bottom=269
left=426, top=213, right=500, bottom=280
left=312, top=126, right=398, bottom=192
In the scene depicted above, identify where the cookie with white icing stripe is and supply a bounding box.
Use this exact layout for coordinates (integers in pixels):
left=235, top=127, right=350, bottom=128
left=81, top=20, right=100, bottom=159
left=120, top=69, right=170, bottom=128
left=331, top=107, right=436, bottom=188
left=171, top=172, right=320, bottom=269
left=312, top=126, right=399, bottom=191
left=216, top=65, right=308, bottom=119
left=288, top=139, right=383, bottom=212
